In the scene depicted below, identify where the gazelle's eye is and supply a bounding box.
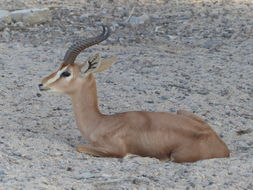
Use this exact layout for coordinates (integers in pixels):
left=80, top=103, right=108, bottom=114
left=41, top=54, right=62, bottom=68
left=61, top=71, right=71, bottom=77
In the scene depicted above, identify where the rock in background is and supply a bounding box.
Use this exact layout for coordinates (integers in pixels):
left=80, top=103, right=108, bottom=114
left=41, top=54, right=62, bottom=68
left=0, top=8, right=51, bottom=31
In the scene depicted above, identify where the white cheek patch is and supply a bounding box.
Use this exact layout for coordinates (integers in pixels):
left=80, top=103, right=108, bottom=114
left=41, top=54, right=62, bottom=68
left=44, top=66, right=68, bottom=86
left=48, top=87, right=62, bottom=93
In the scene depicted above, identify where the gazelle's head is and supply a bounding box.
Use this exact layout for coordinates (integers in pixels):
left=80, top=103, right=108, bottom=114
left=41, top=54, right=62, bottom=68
left=39, top=25, right=116, bottom=94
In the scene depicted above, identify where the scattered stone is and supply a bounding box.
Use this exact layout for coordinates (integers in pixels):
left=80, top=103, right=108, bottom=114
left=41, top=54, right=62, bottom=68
left=220, top=89, right=229, bottom=96
left=0, top=8, right=52, bottom=26
left=145, top=100, right=154, bottom=104
left=128, top=14, right=150, bottom=26
left=0, top=10, right=11, bottom=23
left=236, top=129, right=252, bottom=136
left=111, top=23, right=119, bottom=31
left=196, top=88, right=209, bottom=95
left=2, top=27, right=11, bottom=40
left=0, top=21, right=5, bottom=31
left=151, top=14, right=160, bottom=19
left=167, top=35, right=177, bottom=40
left=160, top=96, right=168, bottom=100
left=74, top=172, right=100, bottom=180
left=0, top=170, right=5, bottom=177
left=12, top=21, right=25, bottom=29
left=10, top=8, right=52, bottom=25
left=79, top=13, right=89, bottom=20
left=155, top=91, right=160, bottom=95
left=202, top=40, right=223, bottom=49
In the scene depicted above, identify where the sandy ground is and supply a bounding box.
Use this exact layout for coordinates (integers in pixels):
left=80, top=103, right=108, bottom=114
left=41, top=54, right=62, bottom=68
left=0, top=0, right=252, bottom=189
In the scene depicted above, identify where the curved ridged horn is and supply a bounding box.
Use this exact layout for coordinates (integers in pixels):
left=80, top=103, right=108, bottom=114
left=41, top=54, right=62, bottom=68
left=63, top=25, right=110, bottom=64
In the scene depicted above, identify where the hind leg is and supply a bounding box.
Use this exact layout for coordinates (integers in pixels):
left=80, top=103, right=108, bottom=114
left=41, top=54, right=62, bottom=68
left=171, top=135, right=230, bottom=163
left=170, top=145, right=202, bottom=163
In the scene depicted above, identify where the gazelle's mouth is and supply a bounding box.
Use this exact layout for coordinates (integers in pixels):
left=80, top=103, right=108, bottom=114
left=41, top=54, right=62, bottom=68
left=38, top=84, right=50, bottom=91
left=39, top=88, right=50, bottom=91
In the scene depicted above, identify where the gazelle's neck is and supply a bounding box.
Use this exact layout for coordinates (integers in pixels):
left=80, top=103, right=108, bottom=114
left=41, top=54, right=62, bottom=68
left=70, top=74, right=103, bottom=138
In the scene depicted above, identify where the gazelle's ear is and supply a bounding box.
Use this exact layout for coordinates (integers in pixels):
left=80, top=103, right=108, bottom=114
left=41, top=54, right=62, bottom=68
left=94, top=56, right=117, bottom=73
left=81, top=53, right=101, bottom=74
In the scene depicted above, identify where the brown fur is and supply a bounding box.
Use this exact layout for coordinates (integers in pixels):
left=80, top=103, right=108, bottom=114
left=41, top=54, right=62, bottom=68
left=40, top=62, right=230, bottom=163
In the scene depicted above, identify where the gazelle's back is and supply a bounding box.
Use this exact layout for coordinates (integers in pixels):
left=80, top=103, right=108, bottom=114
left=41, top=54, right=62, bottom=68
left=108, top=111, right=229, bottom=162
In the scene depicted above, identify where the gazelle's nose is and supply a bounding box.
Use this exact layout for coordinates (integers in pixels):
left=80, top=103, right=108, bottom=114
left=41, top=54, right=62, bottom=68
left=38, top=84, right=43, bottom=91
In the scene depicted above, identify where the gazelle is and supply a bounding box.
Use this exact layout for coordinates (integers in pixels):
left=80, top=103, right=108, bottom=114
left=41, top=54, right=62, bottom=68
left=39, top=25, right=229, bottom=162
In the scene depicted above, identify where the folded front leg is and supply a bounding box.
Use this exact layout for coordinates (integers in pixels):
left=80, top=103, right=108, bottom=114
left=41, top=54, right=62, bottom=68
left=76, top=145, right=126, bottom=158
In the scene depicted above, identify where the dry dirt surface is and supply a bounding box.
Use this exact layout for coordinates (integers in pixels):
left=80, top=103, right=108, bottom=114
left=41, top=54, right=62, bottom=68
left=0, top=0, right=253, bottom=189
